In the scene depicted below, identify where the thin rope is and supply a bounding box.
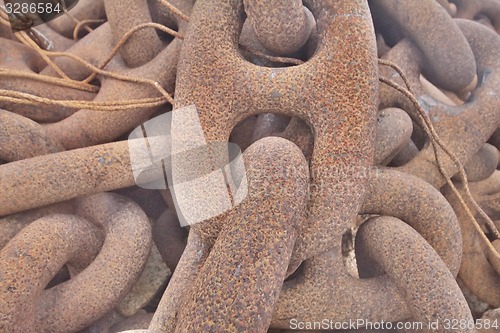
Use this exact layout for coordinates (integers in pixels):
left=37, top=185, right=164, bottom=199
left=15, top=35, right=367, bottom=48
left=1, top=21, right=180, bottom=106
left=27, top=27, right=53, bottom=50
left=379, top=59, right=500, bottom=247
left=14, top=30, right=71, bottom=80
left=0, top=8, right=52, bottom=50
left=0, top=69, right=98, bottom=92
left=60, top=0, right=91, bottom=33
left=1, top=4, right=182, bottom=107
left=73, top=19, right=105, bottom=41
left=380, top=75, right=500, bottom=261
left=37, top=48, right=175, bottom=104
left=158, top=0, right=190, bottom=22
left=0, top=89, right=166, bottom=110
left=378, top=60, right=499, bottom=237
left=82, top=22, right=183, bottom=84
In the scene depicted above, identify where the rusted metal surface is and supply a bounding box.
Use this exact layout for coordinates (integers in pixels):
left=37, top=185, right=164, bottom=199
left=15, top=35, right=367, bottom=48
left=373, top=107, right=413, bottom=165
left=272, top=210, right=471, bottom=332
left=150, top=230, right=212, bottom=332
left=453, top=0, right=500, bottom=33
left=174, top=0, right=379, bottom=275
left=0, top=38, right=95, bottom=122
left=0, top=201, right=73, bottom=249
left=42, top=37, right=181, bottom=150
left=1, top=0, right=499, bottom=331
left=371, top=0, right=476, bottom=91
left=0, top=192, right=152, bottom=333
left=0, top=109, right=63, bottom=161
left=445, top=181, right=500, bottom=307
left=174, top=137, right=308, bottom=332
left=152, top=209, right=187, bottom=271
left=0, top=214, right=103, bottom=333
left=378, top=20, right=500, bottom=188
left=0, top=141, right=135, bottom=216
left=104, top=0, right=163, bottom=67
left=355, top=216, right=473, bottom=332
left=243, top=0, right=314, bottom=55
left=46, top=0, right=106, bottom=38
left=40, top=22, right=117, bottom=80
left=458, top=143, right=499, bottom=182
left=362, top=168, right=463, bottom=276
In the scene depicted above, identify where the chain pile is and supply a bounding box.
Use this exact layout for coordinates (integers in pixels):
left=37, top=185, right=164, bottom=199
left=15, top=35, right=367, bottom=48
left=0, top=0, right=499, bottom=332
